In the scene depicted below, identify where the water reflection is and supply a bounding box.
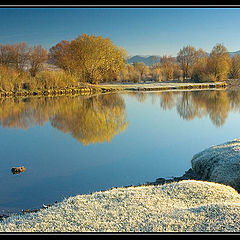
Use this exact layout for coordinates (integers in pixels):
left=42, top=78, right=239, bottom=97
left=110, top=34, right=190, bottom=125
left=0, top=90, right=240, bottom=143
left=51, top=94, right=128, bottom=145
left=127, top=90, right=240, bottom=127
left=0, top=94, right=128, bottom=145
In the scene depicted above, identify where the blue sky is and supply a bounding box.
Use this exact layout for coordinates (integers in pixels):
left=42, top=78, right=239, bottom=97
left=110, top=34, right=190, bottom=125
left=1, top=7, right=240, bottom=56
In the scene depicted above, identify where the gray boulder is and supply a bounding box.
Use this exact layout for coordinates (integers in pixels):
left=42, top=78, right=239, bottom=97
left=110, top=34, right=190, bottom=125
left=191, top=138, right=240, bottom=191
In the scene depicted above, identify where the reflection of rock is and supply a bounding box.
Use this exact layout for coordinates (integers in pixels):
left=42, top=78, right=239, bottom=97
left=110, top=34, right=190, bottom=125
left=191, top=139, right=240, bottom=191
left=11, top=167, right=26, bottom=175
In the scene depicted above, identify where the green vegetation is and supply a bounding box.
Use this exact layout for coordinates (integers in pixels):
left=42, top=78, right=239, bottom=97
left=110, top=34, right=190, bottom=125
left=0, top=36, right=239, bottom=97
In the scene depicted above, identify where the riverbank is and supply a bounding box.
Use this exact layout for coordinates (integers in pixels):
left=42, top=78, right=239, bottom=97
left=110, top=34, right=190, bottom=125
left=1, top=180, right=240, bottom=232
left=1, top=138, right=240, bottom=232
left=0, top=81, right=228, bottom=99
left=98, top=81, right=228, bottom=92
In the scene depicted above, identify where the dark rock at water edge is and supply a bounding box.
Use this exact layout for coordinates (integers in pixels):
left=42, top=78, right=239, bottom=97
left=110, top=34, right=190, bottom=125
left=11, top=166, right=26, bottom=175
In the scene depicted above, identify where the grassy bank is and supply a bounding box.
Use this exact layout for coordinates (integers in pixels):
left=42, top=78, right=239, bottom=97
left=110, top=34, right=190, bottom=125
left=0, top=81, right=228, bottom=99
left=0, top=86, right=102, bottom=98
left=1, top=180, right=240, bottom=232
left=0, top=65, right=229, bottom=98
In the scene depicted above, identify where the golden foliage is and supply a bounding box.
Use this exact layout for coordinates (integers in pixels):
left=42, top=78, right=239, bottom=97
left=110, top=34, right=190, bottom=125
left=51, top=94, right=128, bottom=145
left=229, top=54, right=240, bottom=79
left=206, top=44, right=231, bottom=81
left=50, top=34, right=127, bottom=84
left=160, top=55, right=177, bottom=80
left=28, top=45, right=49, bottom=77
left=177, top=45, right=198, bottom=79
left=0, top=94, right=128, bottom=145
left=143, top=90, right=236, bottom=127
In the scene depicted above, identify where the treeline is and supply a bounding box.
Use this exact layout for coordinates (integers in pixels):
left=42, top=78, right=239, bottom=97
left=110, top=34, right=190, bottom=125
left=0, top=34, right=126, bottom=93
left=0, top=34, right=240, bottom=94
left=0, top=42, right=80, bottom=93
left=119, top=44, right=240, bottom=83
left=0, top=42, right=48, bottom=77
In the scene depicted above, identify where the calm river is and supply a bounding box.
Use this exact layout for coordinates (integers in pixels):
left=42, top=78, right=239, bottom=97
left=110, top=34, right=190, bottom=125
left=1, top=89, right=240, bottom=213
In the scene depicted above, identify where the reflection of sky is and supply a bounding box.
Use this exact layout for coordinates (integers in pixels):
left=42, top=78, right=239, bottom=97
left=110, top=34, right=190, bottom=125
left=1, top=91, right=240, bottom=213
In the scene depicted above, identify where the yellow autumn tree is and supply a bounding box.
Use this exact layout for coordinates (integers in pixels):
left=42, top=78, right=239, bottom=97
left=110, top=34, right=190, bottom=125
left=191, top=48, right=209, bottom=82
left=160, top=55, right=177, bottom=80
left=49, top=40, right=71, bottom=72
left=151, top=63, right=162, bottom=82
left=206, top=44, right=231, bottom=81
left=133, top=62, right=149, bottom=82
left=58, top=34, right=127, bottom=84
left=229, top=54, right=240, bottom=79
left=177, top=45, right=198, bottom=79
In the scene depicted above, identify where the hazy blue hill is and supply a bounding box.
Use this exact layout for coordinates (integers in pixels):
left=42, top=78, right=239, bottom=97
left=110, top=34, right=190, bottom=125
left=127, top=50, right=240, bottom=66
left=127, top=55, right=161, bottom=66
left=228, top=50, right=240, bottom=58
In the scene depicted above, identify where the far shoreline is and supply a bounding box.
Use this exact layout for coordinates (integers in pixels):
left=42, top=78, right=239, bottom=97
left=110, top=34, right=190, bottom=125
left=0, top=80, right=230, bottom=99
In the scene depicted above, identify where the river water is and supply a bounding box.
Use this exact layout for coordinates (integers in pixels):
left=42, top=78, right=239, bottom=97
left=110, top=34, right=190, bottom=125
left=1, top=89, right=240, bottom=213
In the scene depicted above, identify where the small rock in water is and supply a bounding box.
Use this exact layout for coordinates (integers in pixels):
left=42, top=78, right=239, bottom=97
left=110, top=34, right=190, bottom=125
left=11, top=166, right=26, bottom=175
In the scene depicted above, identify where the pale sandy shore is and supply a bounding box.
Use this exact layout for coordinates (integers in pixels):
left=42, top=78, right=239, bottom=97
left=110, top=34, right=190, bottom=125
left=1, top=180, right=240, bottom=232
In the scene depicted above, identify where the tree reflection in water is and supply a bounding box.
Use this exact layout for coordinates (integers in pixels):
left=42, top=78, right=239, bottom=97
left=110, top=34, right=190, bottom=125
left=51, top=94, right=128, bottom=145
left=127, top=90, right=240, bottom=127
left=0, top=94, right=128, bottom=145
left=0, top=90, right=240, bottom=144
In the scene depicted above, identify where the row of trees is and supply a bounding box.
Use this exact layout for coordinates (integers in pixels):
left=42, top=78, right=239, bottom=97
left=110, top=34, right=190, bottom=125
left=0, top=42, right=48, bottom=77
left=177, top=44, right=232, bottom=82
left=1, top=34, right=240, bottom=88
left=117, top=57, right=183, bottom=82
left=118, top=44, right=240, bottom=83
left=0, top=34, right=127, bottom=91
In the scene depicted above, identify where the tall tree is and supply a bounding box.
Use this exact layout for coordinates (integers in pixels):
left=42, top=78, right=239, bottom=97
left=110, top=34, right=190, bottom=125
left=0, top=44, right=15, bottom=67
left=0, top=42, right=30, bottom=71
left=12, top=42, right=30, bottom=71
left=29, top=45, right=48, bottom=77
left=49, top=40, right=71, bottom=72
left=229, top=54, right=240, bottom=79
left=160, top=55, right=176, bottom=80
left=177, top=45, right=198, bottom=79
left=191, top=48, right=209, bottom=82
left=206, top=43, right=231, bottom=81
left=57, top=34, right=127, bottom=84
left=133, top=62, right=149, bottom=82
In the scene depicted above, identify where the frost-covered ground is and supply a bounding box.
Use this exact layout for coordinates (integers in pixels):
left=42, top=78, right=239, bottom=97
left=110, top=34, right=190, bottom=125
left=1, top=180, right=240, bottom=232
left=98, top=81, right=227, bottom=91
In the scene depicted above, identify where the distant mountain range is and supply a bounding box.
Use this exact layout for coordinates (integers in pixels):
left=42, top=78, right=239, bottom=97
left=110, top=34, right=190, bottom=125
left=127, top=55, right=162, bottom=66
left=127, top=50, right=240, bottom=66
left=228, top=50, right=240, bottom=58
